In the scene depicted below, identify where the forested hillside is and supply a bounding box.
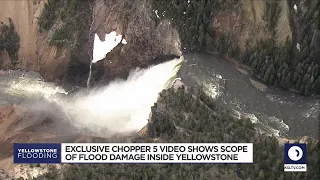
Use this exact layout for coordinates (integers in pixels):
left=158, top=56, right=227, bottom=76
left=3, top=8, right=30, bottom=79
left=151, top=0, right=320, bottom=95
left=151, top=0, right=215, bottom=52
left=31, top=86, right=320, bottom=180
left=37, top=0, right=92, bottom=85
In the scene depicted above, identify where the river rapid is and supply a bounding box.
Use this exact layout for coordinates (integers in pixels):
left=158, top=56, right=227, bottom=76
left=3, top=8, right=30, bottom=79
left=0, top=53, right=319, bottom=139
left=179, top=53, right=319, bottom=139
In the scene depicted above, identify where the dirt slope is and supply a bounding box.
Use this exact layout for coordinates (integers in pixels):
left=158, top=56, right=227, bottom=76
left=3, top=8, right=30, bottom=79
left=0, top=0, right=181, bottom=86
left=212, top=0, right=292, bottom=49
left=0, top=0, right=69, bottom=84
left=276, top=0, right=292, bottom=42
left=0, top=0, right=39, bottom=66
left=0, top=104, right=132, bottom=178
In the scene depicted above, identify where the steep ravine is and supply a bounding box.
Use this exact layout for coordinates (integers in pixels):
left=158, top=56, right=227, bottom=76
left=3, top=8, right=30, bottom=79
left=0, top=0, right=181, bottom=86
left=0, top=0, right=71, bottom=84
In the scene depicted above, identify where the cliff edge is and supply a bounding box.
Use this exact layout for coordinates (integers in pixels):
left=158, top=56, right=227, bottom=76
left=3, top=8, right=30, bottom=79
left=0, top=0, right=181, bottom=86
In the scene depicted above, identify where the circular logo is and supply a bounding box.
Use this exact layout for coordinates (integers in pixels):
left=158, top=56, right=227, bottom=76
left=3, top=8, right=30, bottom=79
left=288, top=146, right=303, bottom=161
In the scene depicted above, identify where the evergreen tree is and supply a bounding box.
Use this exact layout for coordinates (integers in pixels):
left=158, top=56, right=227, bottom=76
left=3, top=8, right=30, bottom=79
left=205, top=33, right=213, bottom=50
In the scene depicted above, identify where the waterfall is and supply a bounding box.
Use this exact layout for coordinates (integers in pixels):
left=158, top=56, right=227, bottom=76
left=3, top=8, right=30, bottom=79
left=87, top=62, right=93, bottom=88
left=67, top=57, right=184, bottom=137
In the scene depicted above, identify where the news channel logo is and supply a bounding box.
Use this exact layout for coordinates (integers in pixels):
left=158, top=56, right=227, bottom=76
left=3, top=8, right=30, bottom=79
left=284, top=144, right=307, bottom=172
left=14, top=143, right=61, bottom=164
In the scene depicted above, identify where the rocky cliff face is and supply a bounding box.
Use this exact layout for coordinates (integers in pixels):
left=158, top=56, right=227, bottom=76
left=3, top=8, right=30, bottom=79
left=212, top=0, right=292, bottom=49
left=1, top=0, right=319, bottom=86
left=212, top=0, right=320, bottom=63
left=0, top=0, right=70, bottom=84
left=0, top=0, right=42, bottom=66
left=91, top=0, right=181, bottom=85
left=0, top=0, right=181, bottom=86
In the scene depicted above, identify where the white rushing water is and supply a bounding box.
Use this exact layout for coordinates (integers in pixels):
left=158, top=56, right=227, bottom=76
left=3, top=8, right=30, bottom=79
left=190, top=69, right=290, bottom=138
left=67, top=57, right=183, bottom=136
left=2, top=72, right=67, bottom=104
left=1, top=29, right=183, bottom=137
left=1, top=57, right=183, bottom=137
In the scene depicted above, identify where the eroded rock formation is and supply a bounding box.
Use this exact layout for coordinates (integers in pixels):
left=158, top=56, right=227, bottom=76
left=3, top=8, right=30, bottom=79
left=0, top=0, right=181, bottom=86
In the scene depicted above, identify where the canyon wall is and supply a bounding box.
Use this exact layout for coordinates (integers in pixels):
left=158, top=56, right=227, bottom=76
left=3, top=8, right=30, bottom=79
left=0, top=0, right=181, bottom=86
left=0, top=0, right=69, bottom=84
left=212, top=0, right=292, bottom=49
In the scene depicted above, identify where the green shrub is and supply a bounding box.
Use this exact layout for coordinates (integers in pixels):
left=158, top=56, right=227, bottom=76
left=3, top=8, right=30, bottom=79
left=50, top=24, right=75, bottom=46
left=38, top=0, right=60, bottom=31
left=0, top=18, right=20, bottom=61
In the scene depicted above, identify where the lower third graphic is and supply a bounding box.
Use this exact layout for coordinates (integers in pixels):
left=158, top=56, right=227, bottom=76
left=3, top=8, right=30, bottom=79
left=14, top=143, right=61, bottom=164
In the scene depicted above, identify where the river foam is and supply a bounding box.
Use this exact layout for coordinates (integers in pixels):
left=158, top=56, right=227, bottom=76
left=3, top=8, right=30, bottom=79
left=0, top=57, right=183, bottom=137
left=66, top=58, right=183, bottom=136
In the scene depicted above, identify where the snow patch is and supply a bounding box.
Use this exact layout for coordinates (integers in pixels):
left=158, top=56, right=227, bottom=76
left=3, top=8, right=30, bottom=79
left=296, top=43, right=300, bottom=52
left=121, top=39, right=127, bottom=44
left=293, top=4, right=297, bottom=13
left=154, top=10, right=160, bottom=18
left=92, top=32, right=123, bottom=63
